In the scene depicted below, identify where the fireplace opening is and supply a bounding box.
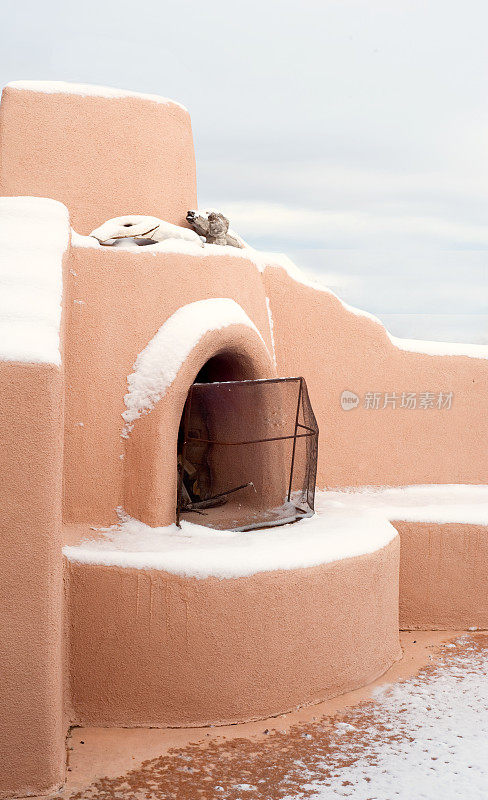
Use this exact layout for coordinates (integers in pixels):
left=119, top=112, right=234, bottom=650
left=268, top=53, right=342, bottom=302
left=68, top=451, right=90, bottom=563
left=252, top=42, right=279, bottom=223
left=176, top=364, right=318, bottom=531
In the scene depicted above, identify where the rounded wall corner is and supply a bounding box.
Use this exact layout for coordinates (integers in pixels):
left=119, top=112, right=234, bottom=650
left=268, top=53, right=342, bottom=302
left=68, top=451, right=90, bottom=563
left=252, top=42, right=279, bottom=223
left=122, top=324, right=276, bottom=527
left=0, top=85, right=197, bottom=233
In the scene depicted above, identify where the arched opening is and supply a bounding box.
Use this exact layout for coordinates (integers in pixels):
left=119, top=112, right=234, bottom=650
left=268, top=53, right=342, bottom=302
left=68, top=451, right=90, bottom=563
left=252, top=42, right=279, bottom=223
left=192, top=351, right=255, bottom=384
left=176, top=350, right=260, bottom=530
left=176, top=352, right=318, bottom=531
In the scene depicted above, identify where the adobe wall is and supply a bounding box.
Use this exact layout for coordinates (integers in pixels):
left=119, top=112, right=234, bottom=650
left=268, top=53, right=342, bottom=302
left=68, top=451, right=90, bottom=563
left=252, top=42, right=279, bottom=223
left=0, top=363, right=65, bottom=798
left=396, top=520, right=488, bottom=629
left=67, top=537, right=401, bottom=728
left=63, top=243, right=488, bottom=525
left=1, top=80, right=487, bottom=798
left=64, top=245, right=274, bottom=524
left=0, top=196, right=69, bottom=798
left=124, top=323, right=276, bottom=526
left=263, top=263, right=488, bottom=487
left=0, top=83, right=197, bottom=233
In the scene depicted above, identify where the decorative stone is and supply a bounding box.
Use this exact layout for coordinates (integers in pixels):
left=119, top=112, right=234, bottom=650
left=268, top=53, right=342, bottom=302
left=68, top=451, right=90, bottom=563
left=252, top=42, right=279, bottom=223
left=89, top=214, right=204, bottom=246
left=186, top=209, right=246, bottom=247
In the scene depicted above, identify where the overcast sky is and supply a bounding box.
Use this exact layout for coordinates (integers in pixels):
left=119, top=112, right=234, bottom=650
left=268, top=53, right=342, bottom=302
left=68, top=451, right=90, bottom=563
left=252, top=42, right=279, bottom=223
left=1, top=0, right=487, bottom=342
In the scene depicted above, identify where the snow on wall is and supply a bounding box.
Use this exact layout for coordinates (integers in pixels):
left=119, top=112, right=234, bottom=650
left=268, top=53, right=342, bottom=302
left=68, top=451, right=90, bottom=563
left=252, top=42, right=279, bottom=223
left=263, top=252, right=488, bottom=360
left=70, top=228, right=266, bottom=269
left=122, top=298, right=269, bottom=435
left=62, top=491, right=397, bottom=579
left=320, top=484, right=488, bottom=525
left=387, top=334, right=488, bottom=359
left=0, top=196, right=69, bottom=365
left=6, top=80, right=187, bottom=112
left=72, top=228, right=488, bottom=363
left=265, top=296, right=277, bottom=367
left=70, top=230, right=488, bottom=361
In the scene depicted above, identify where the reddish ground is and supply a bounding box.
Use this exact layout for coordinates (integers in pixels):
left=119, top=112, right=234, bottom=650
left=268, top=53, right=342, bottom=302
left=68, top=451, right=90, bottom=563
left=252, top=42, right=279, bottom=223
left=36, top=630, right=486, bottom=800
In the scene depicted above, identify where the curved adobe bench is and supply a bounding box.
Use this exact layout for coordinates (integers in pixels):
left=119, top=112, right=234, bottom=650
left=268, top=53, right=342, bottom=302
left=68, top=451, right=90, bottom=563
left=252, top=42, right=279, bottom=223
left=64, top=501, right=401, bottom=727
left=320, top=486, right=488, bottom=630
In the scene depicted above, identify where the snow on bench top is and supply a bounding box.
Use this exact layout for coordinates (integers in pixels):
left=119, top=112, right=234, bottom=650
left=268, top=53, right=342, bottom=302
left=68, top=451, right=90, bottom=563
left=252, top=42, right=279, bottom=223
left=122, top=298, right=268, bottom=435
left=62, top=485, right=487, bottom=578
left=62, top=490, right=397, bottom=579
left=0, top=196, right=69, bottom=365
left=320, top=485, right=488, bottom=525
left=6, top=80, right=187, bottom=112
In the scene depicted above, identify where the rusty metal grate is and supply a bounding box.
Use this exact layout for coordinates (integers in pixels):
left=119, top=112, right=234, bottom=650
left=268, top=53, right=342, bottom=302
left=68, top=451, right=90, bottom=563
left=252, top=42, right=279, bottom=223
left=176, top=377, right=318, bottom=531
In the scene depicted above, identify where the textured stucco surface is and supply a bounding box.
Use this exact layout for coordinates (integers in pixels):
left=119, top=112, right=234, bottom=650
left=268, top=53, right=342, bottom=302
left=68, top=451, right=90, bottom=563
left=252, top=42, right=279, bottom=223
left=0, top=82, right=487, bottom=798
left=396, top=520, right=488, bottom=629
left=63, top=246, right=274, bottom=524
left=263, top=263, right=488, bottom=487
left=0, top=85, right=197, bottom=233
left=0, top=363, right=65, bottom=798
left=67, top=537, right=401, bottom=727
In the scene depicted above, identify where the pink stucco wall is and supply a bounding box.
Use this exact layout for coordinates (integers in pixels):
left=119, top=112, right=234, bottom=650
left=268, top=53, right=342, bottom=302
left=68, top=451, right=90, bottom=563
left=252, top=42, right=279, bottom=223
left=263, top=263, right=487, bottom=488
left=0, top=85, right=197, bottom=233
left=397, top=520, right=488, bottom=629
left=0, top=82, right=486, bottom=797
left=67, top=539, right=401, bottom=728
left=0, top=363, right=65, bottom=798
left=60, top=245, right=488, bottom=530
left=63, top=246, right=274, bottom=524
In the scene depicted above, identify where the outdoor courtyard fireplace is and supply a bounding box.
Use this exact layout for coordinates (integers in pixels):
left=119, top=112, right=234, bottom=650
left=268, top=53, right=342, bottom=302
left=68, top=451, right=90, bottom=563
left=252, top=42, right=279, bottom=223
left=177, top=377, right=318, bottom=531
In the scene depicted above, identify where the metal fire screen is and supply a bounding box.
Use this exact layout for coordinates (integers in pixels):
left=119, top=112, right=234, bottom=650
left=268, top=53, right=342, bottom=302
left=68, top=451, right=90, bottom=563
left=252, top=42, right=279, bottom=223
left=177, top=377, right=318, bottom=531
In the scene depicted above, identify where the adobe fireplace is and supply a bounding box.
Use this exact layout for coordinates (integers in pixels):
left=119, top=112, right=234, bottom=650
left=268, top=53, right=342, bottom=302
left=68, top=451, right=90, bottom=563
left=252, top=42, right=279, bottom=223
left=177, top=377, right=318, bottom=531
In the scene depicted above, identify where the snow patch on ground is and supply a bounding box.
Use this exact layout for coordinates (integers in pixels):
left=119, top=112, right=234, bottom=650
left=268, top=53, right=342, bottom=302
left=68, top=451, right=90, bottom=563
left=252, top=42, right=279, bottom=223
left=62, top=491, right=397, bottom=578
left=6, top=80, right=187, bottom=111
left=0, top=196, right=69, bottom=364
left=309, top=635, right=488, bottom=799
left=65, top=635, right=488, bottom=799
left=320, top=484, right=488, bottom=525
left=122, top=298, right=267, bottom=434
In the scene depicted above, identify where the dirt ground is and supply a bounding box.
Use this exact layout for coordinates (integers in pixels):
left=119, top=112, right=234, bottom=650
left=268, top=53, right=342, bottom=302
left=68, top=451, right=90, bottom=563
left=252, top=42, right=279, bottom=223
left=23, top=629, right=482, bottom=799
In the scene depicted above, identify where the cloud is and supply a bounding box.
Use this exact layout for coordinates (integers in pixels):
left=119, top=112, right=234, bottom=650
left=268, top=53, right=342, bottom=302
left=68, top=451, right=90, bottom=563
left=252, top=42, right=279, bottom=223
left=2, top=0, right=488, bottom=342
left=203, top=200, right=488, bottom=250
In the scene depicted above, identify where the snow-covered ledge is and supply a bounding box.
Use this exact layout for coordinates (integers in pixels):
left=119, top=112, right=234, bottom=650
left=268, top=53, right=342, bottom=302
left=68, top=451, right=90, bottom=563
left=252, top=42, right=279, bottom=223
left=63, top=490, right=397, bottom=578
left=7, top=80, right=188, bottom=112
left=63, top=485, right=488, bottom=579
left=263, top=253, right=488, bottom=361
left=319, top=485, right=488, bottom=525
left=0, top=196, right=69, bottom=365
left=121, top=298, right=269, bottom=436
left=70, top=228, right=266, bottom=271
